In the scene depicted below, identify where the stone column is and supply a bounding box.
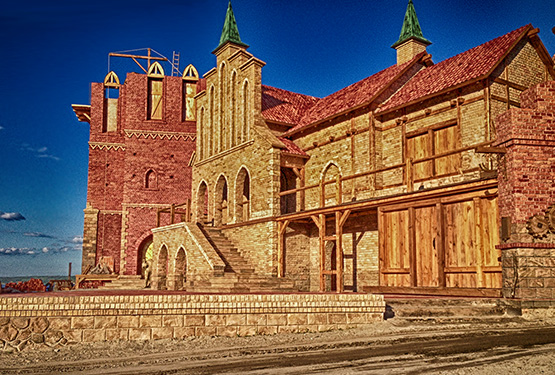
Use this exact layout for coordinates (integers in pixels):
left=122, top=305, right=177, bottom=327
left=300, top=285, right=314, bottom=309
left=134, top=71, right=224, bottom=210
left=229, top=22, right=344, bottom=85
left=82, top=203, right=99, bottom=273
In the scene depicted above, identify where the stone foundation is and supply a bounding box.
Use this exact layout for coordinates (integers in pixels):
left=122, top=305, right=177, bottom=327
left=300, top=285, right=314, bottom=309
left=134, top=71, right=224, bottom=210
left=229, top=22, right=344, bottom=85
left=0, top=292, right=385, bottom=351
left=500, top=243, right=555, bottom=302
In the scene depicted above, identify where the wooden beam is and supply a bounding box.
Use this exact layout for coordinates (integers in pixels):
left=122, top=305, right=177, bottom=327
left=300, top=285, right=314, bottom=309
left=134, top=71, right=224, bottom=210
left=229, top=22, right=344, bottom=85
left=405, top=158, right=414, bottom=193
left=277, top=219, right=290, bottom=278
left=364, top=285, right=502, bottom=298
left=319, top=213, right=326, bottom=291
left=475, top=146, right=506, bottom=154
left=335, top=211, right=343, bottom=292
left=276, top=179, right=498, bottom=222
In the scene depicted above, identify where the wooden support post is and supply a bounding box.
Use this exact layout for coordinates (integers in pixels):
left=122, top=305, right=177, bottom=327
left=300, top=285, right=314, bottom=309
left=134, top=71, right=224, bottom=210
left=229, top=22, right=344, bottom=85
left=436, top=203, right=446, bottom=288
left=335, top=210, right=351, bottom=292
left=300, top=167, right=306, bottom=211
left=428, top=128, right=435, bottom=176
left=277, top=220, right=290, bottom=278
left=186, top=199, right=191, bottom=222
left=336, top=175, right=342, bottom=205
left=408, top=207, right=417, bottom=287
left=350, top=118, right=356, bottom=200
left=156, top=209, right=161, bottom=227
left=405, top=158, right=414, bottom=192
left=170, top=204, right=175, bottom=225
left=368, top=112, right=376, bottom=191
left=312, top=214, right=326, bottom=291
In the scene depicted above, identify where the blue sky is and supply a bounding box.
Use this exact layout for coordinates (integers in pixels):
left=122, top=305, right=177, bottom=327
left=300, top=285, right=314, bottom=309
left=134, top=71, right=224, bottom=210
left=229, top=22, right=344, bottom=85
left=0, top=0, right=554, bottom=277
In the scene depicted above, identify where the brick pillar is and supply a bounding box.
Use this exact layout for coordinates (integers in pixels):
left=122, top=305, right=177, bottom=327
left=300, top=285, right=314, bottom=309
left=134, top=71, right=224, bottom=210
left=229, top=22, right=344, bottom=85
left=82, top=203, right=99, bottom=273
left=494, top=81, right=555, bottom=301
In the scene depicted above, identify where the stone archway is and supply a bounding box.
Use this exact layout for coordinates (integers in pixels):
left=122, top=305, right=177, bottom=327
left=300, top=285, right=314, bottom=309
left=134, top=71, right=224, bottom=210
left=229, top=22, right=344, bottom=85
left=170, top=247, right=187, bottom=290
left=136, top=234, right=153, bottom=276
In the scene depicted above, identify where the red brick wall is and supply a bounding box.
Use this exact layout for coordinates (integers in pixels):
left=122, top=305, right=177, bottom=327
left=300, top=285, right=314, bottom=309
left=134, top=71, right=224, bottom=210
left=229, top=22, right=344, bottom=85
left=83, top=71, right=196, bottom=275
left=495, top=81, right=555, bottom=227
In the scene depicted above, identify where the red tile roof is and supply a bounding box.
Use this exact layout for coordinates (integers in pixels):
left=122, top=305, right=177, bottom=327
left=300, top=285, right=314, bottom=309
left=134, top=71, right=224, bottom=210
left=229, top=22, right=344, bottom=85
left=262, top=85, right=319, bottom=125
left=378, top=25, right=531, bottom=113
left=277, top=137, right=309, bottom=157
left=283, top=53, right=426, bottom=136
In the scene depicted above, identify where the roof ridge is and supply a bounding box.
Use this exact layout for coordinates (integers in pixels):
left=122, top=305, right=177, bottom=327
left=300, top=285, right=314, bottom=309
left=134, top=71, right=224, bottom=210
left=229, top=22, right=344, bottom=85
left=378, top=24, right=532, bottom=113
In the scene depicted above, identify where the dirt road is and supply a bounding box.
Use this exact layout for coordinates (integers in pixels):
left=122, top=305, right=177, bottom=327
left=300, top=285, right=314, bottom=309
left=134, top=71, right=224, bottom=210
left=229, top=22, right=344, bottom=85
left=2, top=321, right=555, bottom=374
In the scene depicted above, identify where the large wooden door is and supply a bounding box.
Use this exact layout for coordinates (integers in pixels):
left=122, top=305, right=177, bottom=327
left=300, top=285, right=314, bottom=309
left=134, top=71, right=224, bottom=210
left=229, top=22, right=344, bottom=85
left=379, top=191, right=501, bottom=290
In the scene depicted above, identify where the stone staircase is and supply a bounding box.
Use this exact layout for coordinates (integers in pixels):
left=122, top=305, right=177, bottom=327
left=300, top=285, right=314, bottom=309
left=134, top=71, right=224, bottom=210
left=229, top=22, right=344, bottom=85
left=98, top=275, right=145, bottom=290
left=187, top=226, right=297, bottom=293
left=384, top=297, right=524, bottom=325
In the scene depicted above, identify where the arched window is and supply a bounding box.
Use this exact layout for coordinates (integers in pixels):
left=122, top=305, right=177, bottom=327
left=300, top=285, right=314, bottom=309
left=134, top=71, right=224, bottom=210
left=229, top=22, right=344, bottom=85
left=182, top=65, right=198, bottom=122
left=219, top=63, right=226, bottom=151
left=145, top=169, right=157, bottom=189
left=199, top=107, right=205, bottom=159
left=235, top=168, right=250, bottom=222
left=102, top=71, right=120, bottom=132
left=230, top=70, right=237, bottom=148
left=241, top=80, right=249, bottom=143
left=147, top=62, right=165, bottom=120
left=321, top=163, right=341, bottom=207
left=209, top=86, right=215, bottom=156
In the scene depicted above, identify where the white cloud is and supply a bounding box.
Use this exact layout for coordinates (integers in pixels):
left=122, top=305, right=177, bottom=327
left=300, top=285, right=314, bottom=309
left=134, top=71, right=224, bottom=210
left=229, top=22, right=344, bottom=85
left=72, top=236, right=83, bottom=243
left=0, top=211, right=26, bottom=221
left=20, top=144, right=60, bottom=161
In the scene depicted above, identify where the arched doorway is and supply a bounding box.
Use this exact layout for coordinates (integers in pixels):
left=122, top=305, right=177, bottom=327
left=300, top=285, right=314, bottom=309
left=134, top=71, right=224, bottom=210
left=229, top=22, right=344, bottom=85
left=215, top=175, right=228, bottom=226
left=137, top=235, right=153, bottom=276
left=174, top=247, right=187, bottom=290
left=157, top=245, right=168, bottom=290
left=235, top=168, right=250, bottom=222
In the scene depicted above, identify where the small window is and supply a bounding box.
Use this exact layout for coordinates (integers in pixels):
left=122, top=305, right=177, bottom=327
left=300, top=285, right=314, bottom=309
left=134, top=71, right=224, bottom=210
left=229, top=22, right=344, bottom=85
left=145, top=169, right=157, bottom=189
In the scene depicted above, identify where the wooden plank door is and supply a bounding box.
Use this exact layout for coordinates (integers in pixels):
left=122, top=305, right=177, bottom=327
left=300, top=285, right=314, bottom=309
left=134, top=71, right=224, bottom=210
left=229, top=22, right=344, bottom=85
left=379, top=209, right=411, bottom=287
left=415, top=205, right=440, bottom=287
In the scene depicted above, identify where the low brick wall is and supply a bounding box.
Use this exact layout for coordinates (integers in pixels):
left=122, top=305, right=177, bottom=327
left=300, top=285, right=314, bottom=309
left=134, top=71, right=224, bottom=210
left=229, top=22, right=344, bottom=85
left=0, top=292, right=385, bottom=351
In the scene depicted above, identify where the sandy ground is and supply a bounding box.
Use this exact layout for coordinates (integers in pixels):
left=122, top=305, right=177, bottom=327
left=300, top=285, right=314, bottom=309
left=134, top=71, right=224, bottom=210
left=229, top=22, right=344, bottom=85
left=2, top=317, right=555, bottom=374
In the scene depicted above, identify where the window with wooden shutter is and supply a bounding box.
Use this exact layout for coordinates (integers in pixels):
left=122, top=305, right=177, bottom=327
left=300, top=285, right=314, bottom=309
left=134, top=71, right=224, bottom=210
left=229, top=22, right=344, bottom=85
left=406, top=121, right=460, bottom=181
left=148, top=79, right=163, bottom=120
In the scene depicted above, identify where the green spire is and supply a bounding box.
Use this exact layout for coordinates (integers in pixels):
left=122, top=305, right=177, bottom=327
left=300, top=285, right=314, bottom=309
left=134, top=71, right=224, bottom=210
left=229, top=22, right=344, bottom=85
left=217, top=1, right=248, bottom=50
left=391, top=0, right=431, bottom=48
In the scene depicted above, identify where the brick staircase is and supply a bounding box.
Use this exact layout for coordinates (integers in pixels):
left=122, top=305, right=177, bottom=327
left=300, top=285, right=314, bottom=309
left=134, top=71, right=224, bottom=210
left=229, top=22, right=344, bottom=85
left=187, top=226, right=297, bottom=293
left=384, top=297, right=523, bottom=325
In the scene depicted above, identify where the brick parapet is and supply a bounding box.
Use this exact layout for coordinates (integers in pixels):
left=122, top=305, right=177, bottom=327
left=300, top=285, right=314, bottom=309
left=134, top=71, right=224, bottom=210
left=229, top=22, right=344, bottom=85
left=0, top=293, right=385, bottom=350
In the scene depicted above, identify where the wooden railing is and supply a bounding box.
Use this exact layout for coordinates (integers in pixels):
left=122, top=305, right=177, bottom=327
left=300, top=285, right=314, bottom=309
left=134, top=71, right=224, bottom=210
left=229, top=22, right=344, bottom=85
left=278, top=140, right=495, bottom=211
left=156, top=199, right=192, bottom=227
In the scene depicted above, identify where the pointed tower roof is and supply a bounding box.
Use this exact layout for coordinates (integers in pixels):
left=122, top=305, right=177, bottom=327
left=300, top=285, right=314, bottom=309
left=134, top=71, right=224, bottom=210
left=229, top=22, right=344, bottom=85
left=216, top=1, right=249, bottom=50
left=391, top=0, right=431, bottom=48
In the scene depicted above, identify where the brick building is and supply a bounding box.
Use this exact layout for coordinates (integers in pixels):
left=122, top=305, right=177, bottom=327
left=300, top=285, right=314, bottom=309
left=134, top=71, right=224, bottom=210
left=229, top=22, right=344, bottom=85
left=72, top=57, right=199, bottom=279
left=75, top=2, right=555, bottom=299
